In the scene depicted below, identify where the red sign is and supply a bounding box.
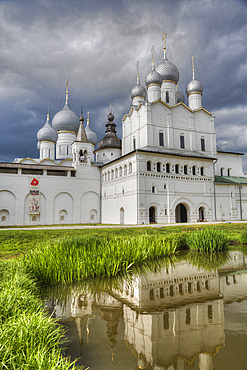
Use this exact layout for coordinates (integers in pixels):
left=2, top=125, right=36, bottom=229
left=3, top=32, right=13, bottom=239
left=31, top=178, right=39, bottom=186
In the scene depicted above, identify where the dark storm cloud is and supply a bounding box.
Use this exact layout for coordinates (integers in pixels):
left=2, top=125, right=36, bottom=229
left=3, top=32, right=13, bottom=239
left=0, top=0, right=246, bottom=171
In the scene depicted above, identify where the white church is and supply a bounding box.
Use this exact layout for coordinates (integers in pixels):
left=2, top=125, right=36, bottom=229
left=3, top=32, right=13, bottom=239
left=0, top=35, right=246, bottom=226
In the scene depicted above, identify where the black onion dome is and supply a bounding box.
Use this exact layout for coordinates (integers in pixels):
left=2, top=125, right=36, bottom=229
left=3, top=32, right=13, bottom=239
left=98, top=111, right=121, bottom=150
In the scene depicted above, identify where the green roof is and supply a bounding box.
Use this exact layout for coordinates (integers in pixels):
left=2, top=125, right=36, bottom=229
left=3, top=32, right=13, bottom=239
left=215, top=176, right=247, bottom=184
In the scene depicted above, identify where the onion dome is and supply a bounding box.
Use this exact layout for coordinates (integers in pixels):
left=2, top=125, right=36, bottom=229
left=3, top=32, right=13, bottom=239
left=156, top=33, right=179, bottom=83
left=52, top=83, right=80, bottom=133
left=177, top=90, right=185, bottom=103
left=85, top=112, right=98, bottom=145
left=186, top=79, right=203, bottom=95
left=37, top=141, right=40, bottom=151
left=186, top=56, right=203, bottom=95
left=37, top=110, right=58, bottom=143
left=145, top=46, right=162, bottom=87
left=131, top=61, right=146, bottom=100
left=98, top=105, right=121, bottom=150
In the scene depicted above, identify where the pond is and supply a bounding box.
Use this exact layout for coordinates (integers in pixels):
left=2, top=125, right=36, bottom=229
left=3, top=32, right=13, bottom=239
left=44, top=250, right=247, bottom=370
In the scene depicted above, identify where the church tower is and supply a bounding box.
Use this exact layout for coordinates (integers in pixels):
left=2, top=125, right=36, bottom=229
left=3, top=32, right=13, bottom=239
left=37, top=108, right=57, bottom=161
left=186, top=56, right=203, bottom=110
left=71, top=108, right=94, bottom=168
left=52, top=82, right=80, bottom=160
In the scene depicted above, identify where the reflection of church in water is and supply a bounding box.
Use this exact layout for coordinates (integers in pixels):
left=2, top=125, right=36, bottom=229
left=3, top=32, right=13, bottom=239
left=48, top=251, right=246, bottom=369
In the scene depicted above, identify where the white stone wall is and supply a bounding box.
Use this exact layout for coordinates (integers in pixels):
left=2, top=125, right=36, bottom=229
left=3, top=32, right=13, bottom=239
left=122, top=101, right=217, bottom=157
left=0, top=165, right=101, bottom=226
left=215, top=183, right=247, bottom=221
left=216, top=152, right=244, bottom=177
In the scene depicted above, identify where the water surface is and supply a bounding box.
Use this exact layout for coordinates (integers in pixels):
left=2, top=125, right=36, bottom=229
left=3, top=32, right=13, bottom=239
left=44, top=251, right=247, bottom=370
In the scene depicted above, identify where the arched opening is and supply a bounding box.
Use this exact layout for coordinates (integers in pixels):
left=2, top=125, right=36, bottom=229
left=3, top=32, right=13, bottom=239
left=157, top=162, right=161, bottom=172
left=199, top=206, right=205, bottom=221
left=147, top=161, right=151, bottom=171
left=120, top=207, right=124, bottom=224
left=175, top=203, right=187, bottom=223
left=166, top=163, right=170, bottom=173
left=59, top=209, right=68, bottom=224
left=149, top=206, right=156, bottom=223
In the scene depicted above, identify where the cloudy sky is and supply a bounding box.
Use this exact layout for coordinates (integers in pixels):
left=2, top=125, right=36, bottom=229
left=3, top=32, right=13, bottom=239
left=0, top=0, right=246, bottom=172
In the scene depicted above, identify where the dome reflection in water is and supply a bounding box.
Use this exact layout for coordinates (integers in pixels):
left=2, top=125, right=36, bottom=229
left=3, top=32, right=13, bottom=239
left=44, top=250, right=247, bottom=370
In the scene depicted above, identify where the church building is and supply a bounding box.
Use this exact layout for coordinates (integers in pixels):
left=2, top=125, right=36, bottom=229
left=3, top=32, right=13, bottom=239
left=0, top=35, right=246, bottom=226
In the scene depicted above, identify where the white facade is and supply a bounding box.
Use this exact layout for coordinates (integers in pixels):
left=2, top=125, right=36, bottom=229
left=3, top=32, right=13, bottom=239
left=0, top=37, right=246, bottom=226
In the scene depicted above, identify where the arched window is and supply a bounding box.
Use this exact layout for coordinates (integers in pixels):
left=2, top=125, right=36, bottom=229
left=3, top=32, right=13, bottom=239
left=129, top=163, right=132, bottom=173
left=184, top=165, right=188, bottom=175
left=111, top=170, right=114, bottom=179
left=147, top=161, right=151, bottom=171
left=119, top=167, right=122, bottom=176
left=180, top=135, right=185, bottom=149
left=115, top=168, right=118, bottom=178
left=166, top=163, right=170, bottom=173
left=192, top=166, right=196, bottom=175
left=227, top=168, right=231, bottom=176
left=157, top=162, right=161, bottom=172
left=108, top=171, right=110, bottom=181
left=124, top=165, right=127, bottom=175
left=175, top=164, right=179, bottom=174
left=133, top=137, right=136, bottom=150
left=105, top=173, right=107, bottom=182
left=152, top=186, right=156, bottom=193
left=220, top=168, right=224, bottom=176
left=200, top=167, right=204, bottom=176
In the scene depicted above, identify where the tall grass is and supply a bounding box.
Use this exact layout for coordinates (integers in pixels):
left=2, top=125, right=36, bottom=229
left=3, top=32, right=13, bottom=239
left=23, top=234, right=179, bottom=285
left=241, top=231, right=247, bottom=244
left=0, top=262, right=85, bottom=370
left=186, top=228, right=229, bottom=251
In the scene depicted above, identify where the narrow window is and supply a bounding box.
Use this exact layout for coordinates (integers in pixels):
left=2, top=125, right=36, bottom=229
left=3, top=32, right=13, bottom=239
left=115, top=168, right=118, bottom=178
left=111, top=170, right=114, bottom=179
left=164, top=184, right=166, bottom=190
left=169, top=285, right=174, bottom=297
left=133, top=137, right=136, bottom=150
left=108, top=171, right=110, bottom=181
left=124, top=165, right=127, bottom=175
left=208, top=305, right=213, bottom=322
left=188, top=282, right=192, bottom=293
left=201, top=137, right=205, bottom=151
left=166, top=91, right=169, bottom=103
left=129, top=163, right=132, bottom=173
left=159, top=132, right=164, bottom=146
left=184, top=165, right=188, bottom=175
left=147, top=161, right=151, bottom=171
left=220, top=168, right=224, bottom=176
left=157, top=162, right=161, bottom=172
left=160, top=287, right=164, bottom=299
left=227, top=168, right=231, bottom=176
left=163, top=312, right=169, bottom=329
left=192, top=166, right=196, bottom=175
left=119, top=167, right=122, bottom=176
left=166, top=163, right=170, bottom=173
left=165, top=209, right=167, bottom=215
left=175, top=164, right=179, bottom=174
left=149, top=289, right=154, bottom=301
left=180, top=135, right=185, bottom=149
left=152, top=186, right=155, bottom=193
left=185, top=309, right=191, bottom=325
left=179, top=284, right=183, bottom=295
left=200, top=167, right=204, bottom=176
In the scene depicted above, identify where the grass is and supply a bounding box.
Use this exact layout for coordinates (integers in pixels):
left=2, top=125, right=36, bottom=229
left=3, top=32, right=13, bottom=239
left=0, top=262, right=85, bottom=370
left=186, top=228, right=229, bottom=251
left=23, top=234, right=179, bottom=285
left=1, top=222, right=247, bottom=259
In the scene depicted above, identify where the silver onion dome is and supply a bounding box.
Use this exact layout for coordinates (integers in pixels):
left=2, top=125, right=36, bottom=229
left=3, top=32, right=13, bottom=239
left=156, top=56, right=179, bottom=83
left=130, top=83, right=146, bottom=100
left=177, top=91, right=185, bottom=103
left=186, top=79, right=203, bottom=95
left=145, top=70, right=162, bottom=87
left=85, top=112, right=98, bottom=145
left=52, top=89, right=80, bottom=133
left=37, top=114, right=58, bottom=143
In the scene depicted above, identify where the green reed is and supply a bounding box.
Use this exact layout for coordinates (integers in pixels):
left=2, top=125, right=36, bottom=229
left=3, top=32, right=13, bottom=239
left=0, top=262, right=85, bottom=370
left=241, top=231, right=247, bottom=244
left=23, top=234, right=179, bottom=286
left=186, top=228, right=229, bottom=251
